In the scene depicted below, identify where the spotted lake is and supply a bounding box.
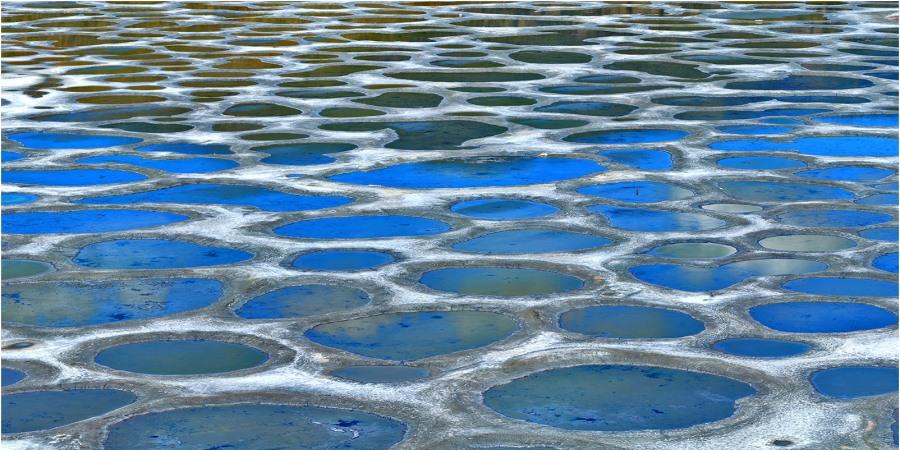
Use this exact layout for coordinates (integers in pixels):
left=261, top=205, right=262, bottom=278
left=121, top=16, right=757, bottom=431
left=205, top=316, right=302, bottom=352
left=1, top=1, right=898, bottom=449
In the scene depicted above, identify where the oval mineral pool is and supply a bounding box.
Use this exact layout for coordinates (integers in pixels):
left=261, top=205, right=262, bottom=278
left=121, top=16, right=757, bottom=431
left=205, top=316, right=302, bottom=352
left=2, top=151, right=26, bottom=162
left=451, top=198, right=558, bottom=220
left=749, top=301, right=898, bottom=333
left=331, top=365, right=430, bottom=383
left=420, top=267, right=584, bottom=297
left=77, top=183, right=352, bottom=212
left=811, top=366, right=899, bottom=399
left=795, top=166, right=894, bottom=182
left=320, top=120, right=506, bottom=150
left=6, top=132, right=142, bottom=150
left=559, top=305, right=704, bottom=339
left=564, top=128, right=688, bottom=144
left=2, top=193, right=39, bottom=205
left=1, top=259, right=51, bottom=279
left=598, top=148, right=673, bottom=171
left=578, top=181, right=692, bottom=203
left=759, top=234, right=857, bottom=252
left=2, top=389, right=136, bottom=434
left=630, top=259, right=826, bottom=292
left=235, top=285, right=370, bottom=319
left=76, top=155, right=239, bottom=173
left=534, top=101, right=636, bottom=117
left=712, top=338, right=811, bottom=358
left=860, top=227, right=898, bottom=242
left=648, top=242, right=737, bottom=259
left=305, top=310, right=518, bottom=360
left=137, top=142, right=231, bottom=155
left=709, top=136, right=897, bottom=157
left=482, top=365, right=755, bottom=431
left=776, top=209, right=892, bottom=228
left=73, top=239, right=253, bottom=269
left=588, top=205, right=726, bottom=232
left=95, top=340, right=268, bottom=375
left=873, top=252, right=898, bottom=273
left=452, top=229, right=613, bottom=255
left=812, top=114, right=899, bottom=127
left=2, top=368, right=26, bottom=387
left=2, top=278, right=223, bottom=328
left=328, top=157, right=604, bottom=188
left=783, top=277, right=898, bottom=297
left=103, top=404, right=406, bottom=449
left=857, top=193, right=899, bottom=206
left=256, top=142, right=356, bottom=166
left=3, top=169, right=147, bottom=186
left=2, top=209, right=188, bottom=234
left=718, top=181, right=854, bottom=202
left=291, top=250, right=395, bottom=272
left=274, top=215, right=450, bottom=239
left=717, top=156, right=806, bottom=170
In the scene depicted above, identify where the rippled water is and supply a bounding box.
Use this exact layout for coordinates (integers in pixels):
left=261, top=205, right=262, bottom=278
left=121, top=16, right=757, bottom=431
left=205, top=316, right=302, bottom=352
left=1, top=2, right=897, bottom=449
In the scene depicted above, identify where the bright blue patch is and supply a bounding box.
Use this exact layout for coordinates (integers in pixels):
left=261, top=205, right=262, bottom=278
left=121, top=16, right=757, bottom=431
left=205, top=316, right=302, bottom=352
left=3, top=169, right=146, bottom=186
left=750, top=301, right=897, bottom=333
left=7, top=132, right=142, bottom=150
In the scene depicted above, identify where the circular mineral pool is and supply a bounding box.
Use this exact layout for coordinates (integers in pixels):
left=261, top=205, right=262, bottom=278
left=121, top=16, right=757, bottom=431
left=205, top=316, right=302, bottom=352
left=291, top=250, right=394, bottom=272
left=2, top=389, right=136, bottom=434
left=713, top=338, right=811, bottom=358
left=749, top=301, right=897, bottom=333
left=483, top=365, right=755, bottom=431
left=235, top=285, right=370, bottom=320
left=559, top=305, right=704, bottom=339
left=420, top=267, right=584, bottom=297
left=305, top=310, right=518, bottom=361
left=95, top=339, right=269, bottom=375
left=811, top=366, right=899, bottom=399
left=103, top=404, right=406, bottom=449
